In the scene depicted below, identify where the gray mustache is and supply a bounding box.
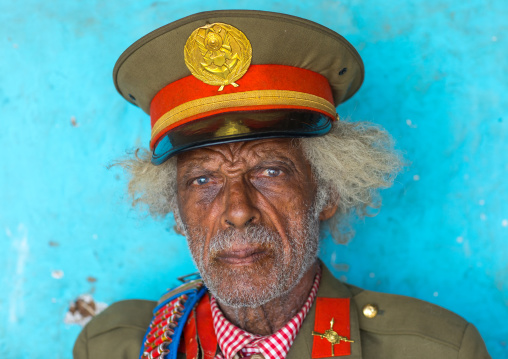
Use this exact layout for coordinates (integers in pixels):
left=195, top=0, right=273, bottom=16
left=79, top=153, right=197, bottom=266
left=208, top=225, right=280, bottom=253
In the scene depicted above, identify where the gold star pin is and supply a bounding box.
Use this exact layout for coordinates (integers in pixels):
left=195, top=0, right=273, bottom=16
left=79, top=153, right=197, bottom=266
left=312, top=318, right=354, bottom=356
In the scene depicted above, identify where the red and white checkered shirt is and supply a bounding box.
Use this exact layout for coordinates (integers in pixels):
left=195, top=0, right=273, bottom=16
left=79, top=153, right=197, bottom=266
left=210, top=269, right=321, bottom=359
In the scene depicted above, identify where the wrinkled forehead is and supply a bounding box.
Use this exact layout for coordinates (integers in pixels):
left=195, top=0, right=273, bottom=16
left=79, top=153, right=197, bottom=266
left=176, top=138, right=307, bottom=168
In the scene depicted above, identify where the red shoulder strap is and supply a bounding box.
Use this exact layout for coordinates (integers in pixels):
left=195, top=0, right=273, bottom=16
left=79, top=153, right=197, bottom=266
left=182, top=309, right=198, bottom=357
left=196, top=295, right=218, bottom=359
left=182, top=294, right=218, bottom=359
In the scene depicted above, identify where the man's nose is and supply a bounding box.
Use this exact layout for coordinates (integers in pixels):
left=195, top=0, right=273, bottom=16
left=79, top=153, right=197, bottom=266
left=221, top=179, right=261, bottom=229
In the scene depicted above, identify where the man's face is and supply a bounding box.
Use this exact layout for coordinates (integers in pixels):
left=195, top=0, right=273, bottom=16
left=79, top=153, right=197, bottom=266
left=176, top=139, right=323, bottom=307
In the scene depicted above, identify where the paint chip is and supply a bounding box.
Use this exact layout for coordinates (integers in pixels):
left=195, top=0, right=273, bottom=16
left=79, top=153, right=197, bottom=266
left=456, top=236, right=464, bottom=243
left=369, top=272, right=375, bottom=278
left=480, top=213, right=487, bottom=221
left=332, top=263, right=350, bottom=272
left=13, top=43, right=18, bottom=49
left=49, top=241, right=59, bottom=247
left=492, top=36, right=498, bottom=42
left=413, top=174, right=420, bottom=181
left=87, top=276, right=97, bottom=283
left=502, top=219, right=508, bottom=227
left=70, top=116, right=79, bottom=127
left=478, top=199, right=485, bottom=206
left=339, top=275, right=348, bottom=282
left=433, top=292, right=439, bottom=297
left=405, top=119, right=418, bottom=128
left=64, top=294, right=108, bottom=326
left=51, top=270, right=64, bottom=279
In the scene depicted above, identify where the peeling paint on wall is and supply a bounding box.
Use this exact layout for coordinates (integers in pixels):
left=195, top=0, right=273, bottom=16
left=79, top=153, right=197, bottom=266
left=8, top=224, right=29, bottom=325
left=64, top=295, right=108, bottom=327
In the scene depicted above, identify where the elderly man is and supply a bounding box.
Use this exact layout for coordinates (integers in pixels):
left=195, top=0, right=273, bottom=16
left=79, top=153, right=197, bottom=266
left=73, top=10, right=490, bottom=359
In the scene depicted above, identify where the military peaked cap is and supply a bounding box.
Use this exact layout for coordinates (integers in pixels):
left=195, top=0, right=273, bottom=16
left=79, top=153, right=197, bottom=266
left=113, top=10, right=364, bottom=164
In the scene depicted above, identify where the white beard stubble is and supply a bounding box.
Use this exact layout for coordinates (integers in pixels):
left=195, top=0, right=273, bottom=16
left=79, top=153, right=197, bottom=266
left=177, top=205, right=322, bottom=308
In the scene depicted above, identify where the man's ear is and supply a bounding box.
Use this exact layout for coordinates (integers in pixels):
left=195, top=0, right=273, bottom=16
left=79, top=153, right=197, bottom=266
left=172, top=209, right=185, bottom=236
left=319, top=202, right=338, bottom=221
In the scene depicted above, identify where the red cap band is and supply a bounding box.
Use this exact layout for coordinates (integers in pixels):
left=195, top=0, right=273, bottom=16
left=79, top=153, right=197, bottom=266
left=149, top=64, right=336, bottom=149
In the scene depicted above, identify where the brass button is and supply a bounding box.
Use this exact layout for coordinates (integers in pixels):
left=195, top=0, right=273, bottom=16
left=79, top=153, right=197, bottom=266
left=362, top=304, right=378, bottom=318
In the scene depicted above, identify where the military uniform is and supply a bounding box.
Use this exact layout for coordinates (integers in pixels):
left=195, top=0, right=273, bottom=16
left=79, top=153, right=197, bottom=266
left=73, top=264, right=490, bottom=358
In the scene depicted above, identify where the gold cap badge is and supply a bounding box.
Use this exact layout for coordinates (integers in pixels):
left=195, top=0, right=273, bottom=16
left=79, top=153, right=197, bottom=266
left=184, top=23, right=252, bottom=91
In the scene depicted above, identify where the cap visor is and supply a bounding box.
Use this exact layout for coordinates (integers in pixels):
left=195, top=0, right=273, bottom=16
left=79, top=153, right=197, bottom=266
left=151, top=110, right=331, bottom=165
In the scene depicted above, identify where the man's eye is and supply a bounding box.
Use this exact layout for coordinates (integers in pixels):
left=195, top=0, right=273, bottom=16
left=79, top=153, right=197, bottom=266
left=263, top=168, right=282, bottom=177
left=192, top=176, right=210, bottom=185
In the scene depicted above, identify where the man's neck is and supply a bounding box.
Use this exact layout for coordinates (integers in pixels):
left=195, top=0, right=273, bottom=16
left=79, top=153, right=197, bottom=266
left=216, top=261, right=319, bottom=336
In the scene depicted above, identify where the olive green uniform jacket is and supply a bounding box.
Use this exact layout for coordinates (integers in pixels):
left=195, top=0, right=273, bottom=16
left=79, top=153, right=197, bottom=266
left=73, top=265, right=491, bottom=358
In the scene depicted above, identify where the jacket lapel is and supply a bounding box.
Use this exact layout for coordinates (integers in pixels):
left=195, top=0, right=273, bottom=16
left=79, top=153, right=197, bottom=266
left=286, top=263, right=362, bottom=359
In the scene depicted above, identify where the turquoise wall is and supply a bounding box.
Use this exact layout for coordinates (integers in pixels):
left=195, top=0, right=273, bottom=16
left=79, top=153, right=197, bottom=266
left=1, top=0, right=507, bottom=357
